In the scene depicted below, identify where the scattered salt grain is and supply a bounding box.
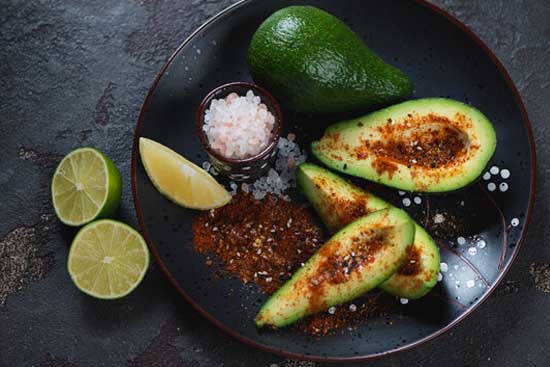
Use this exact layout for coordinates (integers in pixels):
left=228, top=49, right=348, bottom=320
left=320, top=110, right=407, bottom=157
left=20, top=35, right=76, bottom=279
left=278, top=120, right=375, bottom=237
left=487, top=182, right=496, bottom=191
left=202, top=161, right=211, bottom=171
left=349, top=304, right=357, bottom=312
left=328, top=306, right=336, bottom=314
left=466, top=279, right=476, bottom=288
left=248, top=136, right=307, bottom=200
left=402, top=198, right=411, bottom=207
left=400, top=298, right=409, bottom=305
left=413, top=196, right=422, bottom=205
left=477, top=239, right=487, bottom=249
left=482, top=172, right=491, bottom=180
left=437, top=272, right=443, bottom=281
left=203, top=90, right=275, bottom=159
left=489, top=166, right=500, bottom=175
left=468, top=247, right=478, bottom=256
left=398, top=191, right=406, bottom=196
left=499, top=182, right=509, bottom=192
left=511, top=218, right=520, bottom=227
left=500, top=169, right=511, bottom=179
left=457, top=236, right=466, bottom=245
left=440, top=262, right=448, bottom=272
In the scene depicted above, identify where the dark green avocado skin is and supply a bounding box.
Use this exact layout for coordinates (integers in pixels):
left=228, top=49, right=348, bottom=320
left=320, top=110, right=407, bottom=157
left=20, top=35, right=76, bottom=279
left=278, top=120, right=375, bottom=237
left=247, top=6, right=413, bottom=114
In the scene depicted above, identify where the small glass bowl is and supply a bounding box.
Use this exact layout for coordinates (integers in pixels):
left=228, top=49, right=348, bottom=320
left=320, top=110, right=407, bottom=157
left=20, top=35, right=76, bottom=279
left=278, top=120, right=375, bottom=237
left=195, top=82, right=283, bottom=181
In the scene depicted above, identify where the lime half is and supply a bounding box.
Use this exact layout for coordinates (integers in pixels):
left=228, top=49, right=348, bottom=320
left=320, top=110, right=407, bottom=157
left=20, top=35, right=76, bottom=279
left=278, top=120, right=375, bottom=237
left=68, top=219, right=149, bottom=299
left=52, top=147, right=122, bottom=226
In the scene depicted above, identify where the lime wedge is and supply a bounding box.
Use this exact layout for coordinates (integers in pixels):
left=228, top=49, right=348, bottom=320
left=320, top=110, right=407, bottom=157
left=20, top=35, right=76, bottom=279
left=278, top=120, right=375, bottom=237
left=67, top=219, right=149, bottom=299
left=52, top=148, right=122, bottom=226
left=139, top=137, right=231, bottom=210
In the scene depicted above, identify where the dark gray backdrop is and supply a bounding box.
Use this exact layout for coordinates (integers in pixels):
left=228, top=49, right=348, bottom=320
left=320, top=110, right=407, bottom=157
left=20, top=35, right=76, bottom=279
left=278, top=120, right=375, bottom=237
left=1, top=0, right=549, bottom=366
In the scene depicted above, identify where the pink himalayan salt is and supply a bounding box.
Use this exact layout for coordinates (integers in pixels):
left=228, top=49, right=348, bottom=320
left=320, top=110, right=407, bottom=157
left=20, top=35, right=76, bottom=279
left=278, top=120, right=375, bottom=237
left=203, top=90, right=275, bottom=159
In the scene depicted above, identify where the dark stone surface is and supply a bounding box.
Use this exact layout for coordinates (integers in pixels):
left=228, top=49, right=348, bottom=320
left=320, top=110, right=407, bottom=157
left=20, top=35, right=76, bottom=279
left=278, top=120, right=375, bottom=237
left=0, top=0, right=548, bottom=366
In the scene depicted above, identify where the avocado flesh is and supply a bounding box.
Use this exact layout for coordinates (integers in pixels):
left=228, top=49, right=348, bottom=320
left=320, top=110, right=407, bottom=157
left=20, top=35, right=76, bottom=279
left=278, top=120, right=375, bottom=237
left=311, top=98, right=497, bottom=192
left=247, top=6, right=412, bottom=114
left=297, top=163, right=440, bottom=299
left=255, top=208, right=415, bottom=328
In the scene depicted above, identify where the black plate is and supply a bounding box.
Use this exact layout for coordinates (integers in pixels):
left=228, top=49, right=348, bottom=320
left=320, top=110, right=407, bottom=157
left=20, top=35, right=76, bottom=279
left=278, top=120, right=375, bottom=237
left=131, top=0, right=536, bottom=362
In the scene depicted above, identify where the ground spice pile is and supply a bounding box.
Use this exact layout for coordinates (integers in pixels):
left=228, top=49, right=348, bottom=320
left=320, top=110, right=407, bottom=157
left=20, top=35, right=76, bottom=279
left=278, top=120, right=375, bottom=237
left=193, top=192, right=324, bottom=294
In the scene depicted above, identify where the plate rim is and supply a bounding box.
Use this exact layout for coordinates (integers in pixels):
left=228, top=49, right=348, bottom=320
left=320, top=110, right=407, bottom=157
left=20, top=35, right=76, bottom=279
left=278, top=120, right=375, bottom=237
left=130, top=0, right=537, bottom=362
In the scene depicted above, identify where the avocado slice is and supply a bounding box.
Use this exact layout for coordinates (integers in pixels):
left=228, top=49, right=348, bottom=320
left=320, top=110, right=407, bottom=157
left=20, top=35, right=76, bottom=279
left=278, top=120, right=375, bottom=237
left=296, top=163, right=440, bottom=299
left=255, top=207, right=415, bottom=328
left=311, top=98, right=497, bottom=192
left=247, top=6, right=412, bottom=114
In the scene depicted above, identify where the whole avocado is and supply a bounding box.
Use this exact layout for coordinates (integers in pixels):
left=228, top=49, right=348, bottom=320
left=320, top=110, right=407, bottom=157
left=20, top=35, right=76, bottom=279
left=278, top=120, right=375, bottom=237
left=247, top=6, right=413, bottom=114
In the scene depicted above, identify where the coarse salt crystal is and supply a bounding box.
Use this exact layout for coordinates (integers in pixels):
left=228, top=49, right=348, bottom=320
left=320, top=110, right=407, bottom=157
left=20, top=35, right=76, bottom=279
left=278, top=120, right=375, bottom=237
left=204, top=90, right=275, bottom=159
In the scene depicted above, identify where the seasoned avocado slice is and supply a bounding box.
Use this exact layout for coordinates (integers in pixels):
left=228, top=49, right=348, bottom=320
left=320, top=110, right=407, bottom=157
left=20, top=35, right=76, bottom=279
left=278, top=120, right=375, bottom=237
left=311, top=98, right=497, bottom=192
left=297, top=163, right=440, bottom=299
left=248, top=6, right=412, bottom=114
left=255, top=208, right=415, bottom=328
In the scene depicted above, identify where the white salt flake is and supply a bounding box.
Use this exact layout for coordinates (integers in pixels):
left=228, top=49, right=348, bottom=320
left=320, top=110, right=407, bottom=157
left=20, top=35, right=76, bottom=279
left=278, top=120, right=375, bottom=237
left=400, top=298, right=409, bottom=305
left=437, top=272, right=443, bottom=282
left=490, top=166, right=500, bottom=175
left=468, top=247, right=478, bottom=256
left=440, top=262, right=449, bottom=272
left=349, top=304, right=357, bottom=312
left=500, top=169, right=511, bottom=179
left=477, top=239, right=487, bottom=249
left=398, top=191, right=406, bottom=196
left=328, top=306, right=336, bottom=314
left=413, top=196, right=422, bottom=205
left=511, top=218, right=520, bottom=227
left=499, top=182, right=509, bottom=192
left=466, top=279, right=476, bottom=288
left=402, top=198, right=411, bottom=207
left=487, top=182, right=496, bottom=192
left=457, top=236, right=466, bottom=245
left=482, top=172, right=491, bottom=180
left=201, top=161, right=211, bottom=171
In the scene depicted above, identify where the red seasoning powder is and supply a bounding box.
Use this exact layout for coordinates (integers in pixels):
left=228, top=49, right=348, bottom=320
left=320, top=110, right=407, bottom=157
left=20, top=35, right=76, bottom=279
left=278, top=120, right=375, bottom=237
left=192, top=192, right=324, bottom=294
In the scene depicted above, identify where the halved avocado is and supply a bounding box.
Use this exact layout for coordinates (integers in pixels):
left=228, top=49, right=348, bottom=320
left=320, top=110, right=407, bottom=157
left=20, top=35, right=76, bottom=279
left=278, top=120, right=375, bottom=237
left=297, top=163, right=440, bottom=299
left=311, top=98, right=497, bottom=192
left=255, top=207, right=415, bottom=328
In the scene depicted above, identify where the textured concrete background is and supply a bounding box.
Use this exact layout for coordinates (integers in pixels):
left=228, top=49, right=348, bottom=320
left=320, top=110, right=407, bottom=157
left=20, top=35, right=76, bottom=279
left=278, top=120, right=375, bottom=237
left=1, top=0, right=549, bottom=366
